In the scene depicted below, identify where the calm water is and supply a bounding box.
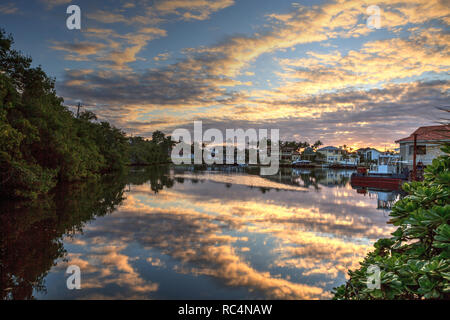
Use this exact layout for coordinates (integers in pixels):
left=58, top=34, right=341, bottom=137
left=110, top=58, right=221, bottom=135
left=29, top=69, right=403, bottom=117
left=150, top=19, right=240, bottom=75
left=0, top=166, right=401, bottom=300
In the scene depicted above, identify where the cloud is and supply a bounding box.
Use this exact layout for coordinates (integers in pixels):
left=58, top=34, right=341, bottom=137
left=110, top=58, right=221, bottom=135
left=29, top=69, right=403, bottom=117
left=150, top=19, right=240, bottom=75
left=275, top=28, right=450, bottom=95
left=58, top=60, right=448, bottom=148
left=214, top=80, right=449, bottom=149
left=40, top=0, right=72, bottom=9
left=52, top=0, right=449, bottom=148
left=86, top=10, right=157, bottom=25
left=53, top=173, right=402, bottom=299
left=123, top=3, right=136, bottom=9
left=51, top=27, right=168, bottom=69
left=59, top=0, right=449, bottom=75
left=153, top=52, right=170, bottom=61
left=0, top=3, right=18, bottom=14
left=96, top=34, right=155, bottom=70
left=138, top=27, right=167, bottom=36
left=51, top=41, right=107, bottom=60
left=56, top=247, right=159, bottom=297
left=151, top=0, right=235, bottom=21
left=86, top=0, right=234, bottom=25
left=66, top=194, right=328, bottom=298
left=74, top=0, right=234, bottom=70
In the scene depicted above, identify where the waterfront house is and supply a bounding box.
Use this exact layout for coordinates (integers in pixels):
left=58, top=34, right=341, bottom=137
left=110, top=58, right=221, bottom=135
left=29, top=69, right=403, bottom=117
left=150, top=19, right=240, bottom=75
left=291, top=150, right=302, bottom=162
left=317, top=146, right=342, bottom=163
left=301, top=147, right=316, bottom=161
left=356, top=147, right=383, bottom=163
left=340, top=152, right=360, bottom=166
left=395, top=125, right=450, bottom=169
left=281, top=146, right=294, bottom=163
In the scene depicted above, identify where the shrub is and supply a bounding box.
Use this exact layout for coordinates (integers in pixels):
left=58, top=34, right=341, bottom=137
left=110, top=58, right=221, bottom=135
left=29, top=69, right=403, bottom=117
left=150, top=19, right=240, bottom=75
left=333, top=144, right=450, bottom=300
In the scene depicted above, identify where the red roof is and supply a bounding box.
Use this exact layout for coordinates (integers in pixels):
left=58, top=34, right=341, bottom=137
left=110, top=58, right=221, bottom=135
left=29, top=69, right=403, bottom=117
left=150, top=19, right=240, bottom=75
left=395, top=125, right=450, bottom=143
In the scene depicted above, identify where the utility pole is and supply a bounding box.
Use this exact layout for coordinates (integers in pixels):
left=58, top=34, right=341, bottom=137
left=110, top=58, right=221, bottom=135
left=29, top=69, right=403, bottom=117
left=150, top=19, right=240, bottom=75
left=76, top=102, right=82, bottom=118
left=412, top=133, right=418, bottom=181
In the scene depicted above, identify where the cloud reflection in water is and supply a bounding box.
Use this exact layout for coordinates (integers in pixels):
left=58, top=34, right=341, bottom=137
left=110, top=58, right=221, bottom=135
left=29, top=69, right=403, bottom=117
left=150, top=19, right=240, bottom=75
left=45, top=169, right=395, bottom=299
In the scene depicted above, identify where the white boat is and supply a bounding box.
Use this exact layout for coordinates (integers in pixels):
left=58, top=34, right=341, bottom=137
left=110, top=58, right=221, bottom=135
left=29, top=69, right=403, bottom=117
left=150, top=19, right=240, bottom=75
left=369, top=154, right=402, bottom=175
left=292, top=160, right=312, bottom=166
left=351, top=154, right=409, bottom=191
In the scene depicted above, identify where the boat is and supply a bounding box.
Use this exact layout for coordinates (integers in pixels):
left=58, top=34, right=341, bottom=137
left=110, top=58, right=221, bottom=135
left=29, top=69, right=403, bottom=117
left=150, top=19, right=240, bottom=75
left=351, top=154, right=409, bottom=191
left=292, top=160, right=314, bottom=167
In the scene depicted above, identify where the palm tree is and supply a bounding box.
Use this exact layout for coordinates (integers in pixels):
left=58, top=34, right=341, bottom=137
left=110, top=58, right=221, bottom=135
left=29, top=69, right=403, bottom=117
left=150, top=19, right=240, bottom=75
left=312, top=140, right=323, bottom=151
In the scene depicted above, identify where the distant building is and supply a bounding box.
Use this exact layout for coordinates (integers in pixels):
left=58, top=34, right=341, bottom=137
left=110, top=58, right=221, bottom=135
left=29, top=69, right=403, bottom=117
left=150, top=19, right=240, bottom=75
left=341, top=153, right=360, bottom=166
left=317, top=146, right=342, bottom=163
left=280, top=147, right=294, bottom=163
left=395, top=125, right=450, bottom=168
left=291, top=150, right=302, bottom=162
left=356, top=147, right=383, bottom=162
left=301, top=147, right=316, bottom=161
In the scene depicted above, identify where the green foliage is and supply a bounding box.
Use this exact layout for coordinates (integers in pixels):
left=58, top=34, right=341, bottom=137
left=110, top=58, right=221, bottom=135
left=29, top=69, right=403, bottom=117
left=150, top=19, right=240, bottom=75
left=129, top=132, right=173, bottom=165
left=333, top=144, right=450, bottom=300
left=0, top=29, right=130, bottom=199
left=0, top=29, right=173, bottom=199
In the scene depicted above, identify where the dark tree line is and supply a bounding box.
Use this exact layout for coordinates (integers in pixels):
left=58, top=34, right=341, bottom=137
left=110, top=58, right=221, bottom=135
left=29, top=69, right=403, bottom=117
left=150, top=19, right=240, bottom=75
left=0, top=30, right=170, bottom=199
left=129, top=131, right=174, bottom=166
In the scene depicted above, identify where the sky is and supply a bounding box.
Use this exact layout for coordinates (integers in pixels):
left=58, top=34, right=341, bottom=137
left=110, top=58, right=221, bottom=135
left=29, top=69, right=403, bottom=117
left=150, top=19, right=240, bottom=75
left=1, top=0, right=449, bottom=150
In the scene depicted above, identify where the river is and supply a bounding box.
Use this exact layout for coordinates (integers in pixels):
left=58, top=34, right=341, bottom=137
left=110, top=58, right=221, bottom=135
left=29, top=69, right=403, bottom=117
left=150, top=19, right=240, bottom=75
left=0, top=165, right=401, bottom=300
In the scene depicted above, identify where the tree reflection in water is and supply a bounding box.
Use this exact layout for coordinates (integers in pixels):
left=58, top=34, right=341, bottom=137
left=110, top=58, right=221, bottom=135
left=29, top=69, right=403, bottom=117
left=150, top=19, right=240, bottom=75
left=1, top=166, right=391, bottom=300
left=0, top=166, right=175, bottom=300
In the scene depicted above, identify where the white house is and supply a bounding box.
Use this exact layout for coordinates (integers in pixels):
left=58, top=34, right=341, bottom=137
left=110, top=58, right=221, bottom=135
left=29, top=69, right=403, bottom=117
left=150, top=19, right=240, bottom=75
left=365, top=148, right=383, bottom=162
left=317, top=146, right=342, bottom=163
left=357, top=148, right=383, bottom=162
left=395, top=125, right=450, bottom=169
